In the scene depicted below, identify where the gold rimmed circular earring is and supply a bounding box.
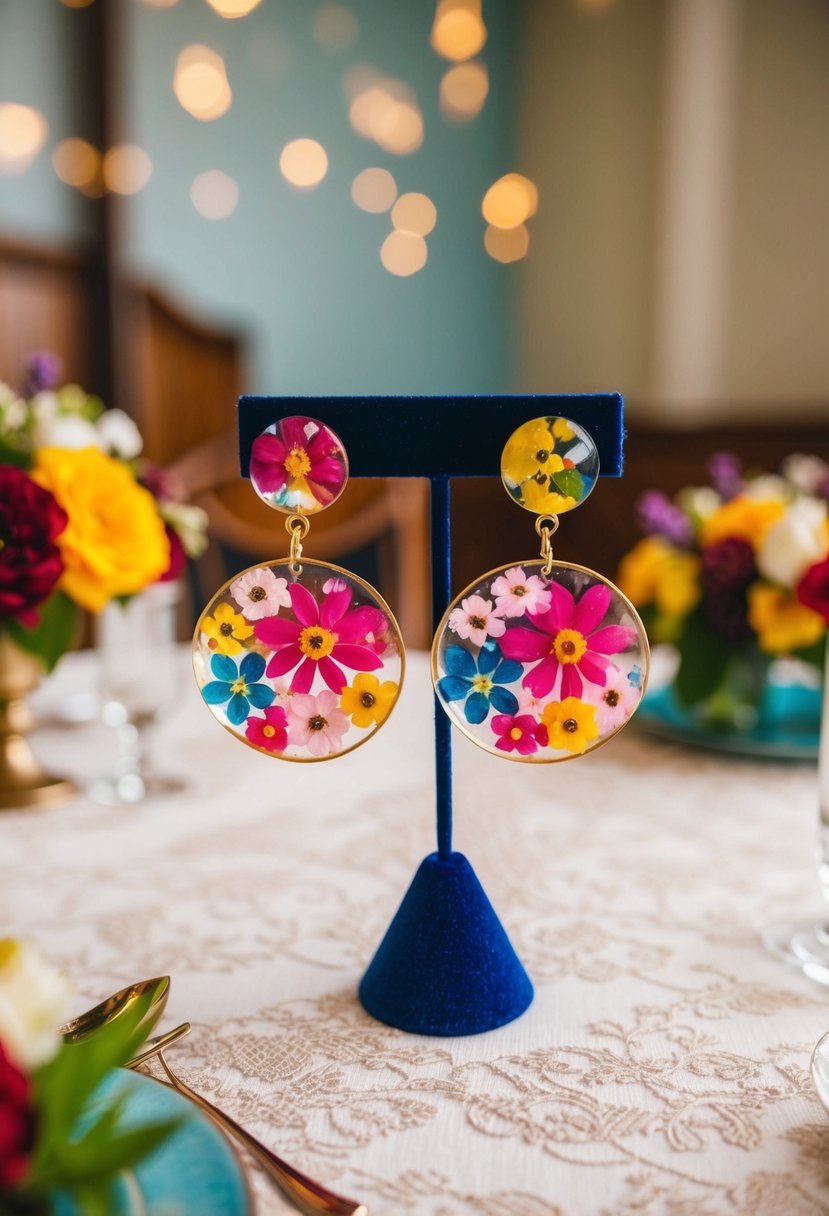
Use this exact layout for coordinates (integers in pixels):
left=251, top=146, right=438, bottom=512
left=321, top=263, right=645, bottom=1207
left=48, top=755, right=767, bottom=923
left=193, top=415, right=405, bottom=762
left=431, top=415, right=649, bottom=762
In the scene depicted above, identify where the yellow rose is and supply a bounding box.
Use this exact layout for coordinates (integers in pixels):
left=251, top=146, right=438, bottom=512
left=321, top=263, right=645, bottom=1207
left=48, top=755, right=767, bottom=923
left=747, top=583, right=825, bottom=654
left=617, top=536, right=701, bottom=619
left=32, top=446, right=170, bottom=613
left=699, top=496, right=785, bottom=550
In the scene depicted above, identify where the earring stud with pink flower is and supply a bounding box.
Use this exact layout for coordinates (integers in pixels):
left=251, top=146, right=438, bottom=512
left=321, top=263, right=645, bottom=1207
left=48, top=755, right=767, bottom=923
left=193, top=416, right=404, bottom=762
left=431, top=415, right=650, bottom=762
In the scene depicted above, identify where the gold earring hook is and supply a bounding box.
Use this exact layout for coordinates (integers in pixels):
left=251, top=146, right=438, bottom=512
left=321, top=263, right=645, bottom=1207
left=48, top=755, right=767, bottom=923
left=534, top=513, right=559, bottom=576
left=285, top=513, right=310, bottom=575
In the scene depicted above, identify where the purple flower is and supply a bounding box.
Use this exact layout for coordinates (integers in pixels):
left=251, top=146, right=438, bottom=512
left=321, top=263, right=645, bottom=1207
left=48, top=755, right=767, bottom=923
left=636, top=491, right=693, bottom=547
left=22, top=351, right=62, bottom=396
left=707, top=451, right=743, bottom=501
left=700, top=538, right=755, bottom=594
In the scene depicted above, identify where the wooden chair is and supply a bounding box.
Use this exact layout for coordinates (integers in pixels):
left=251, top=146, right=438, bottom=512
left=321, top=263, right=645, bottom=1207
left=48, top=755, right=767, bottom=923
left=121, top=283, right=431, bottom=646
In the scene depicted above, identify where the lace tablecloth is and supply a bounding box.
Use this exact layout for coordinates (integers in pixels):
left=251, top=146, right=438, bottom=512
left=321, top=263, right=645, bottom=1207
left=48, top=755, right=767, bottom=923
left=5, top=651, right=829, bottom=1216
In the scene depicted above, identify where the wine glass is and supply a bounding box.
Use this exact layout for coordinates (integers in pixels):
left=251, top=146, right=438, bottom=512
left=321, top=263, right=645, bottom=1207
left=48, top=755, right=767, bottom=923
left=763, top=647, right=829, bottom=982
left=88, top=580, right=187, bottom=805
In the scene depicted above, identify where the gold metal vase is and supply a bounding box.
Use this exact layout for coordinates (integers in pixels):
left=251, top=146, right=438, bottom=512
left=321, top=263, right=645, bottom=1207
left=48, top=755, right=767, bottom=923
left=0, top=634, right=75, bottom=810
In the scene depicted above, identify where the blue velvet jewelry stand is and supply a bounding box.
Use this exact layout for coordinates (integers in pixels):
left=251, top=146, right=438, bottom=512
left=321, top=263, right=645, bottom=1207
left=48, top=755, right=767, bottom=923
left=239, top=395, right=624, bottom=1037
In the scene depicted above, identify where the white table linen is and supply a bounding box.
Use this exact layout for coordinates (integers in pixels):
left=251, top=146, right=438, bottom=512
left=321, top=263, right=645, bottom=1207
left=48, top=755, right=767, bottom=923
left=3, top=650, right=829, bottom=1216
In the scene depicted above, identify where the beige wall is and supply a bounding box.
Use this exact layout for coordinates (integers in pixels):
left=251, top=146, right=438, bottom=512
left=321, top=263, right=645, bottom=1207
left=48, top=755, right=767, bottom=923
left=516, top=0, right=829, bottom=426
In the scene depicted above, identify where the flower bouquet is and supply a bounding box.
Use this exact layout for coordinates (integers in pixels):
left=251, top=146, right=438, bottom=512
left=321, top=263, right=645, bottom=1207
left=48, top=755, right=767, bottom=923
left=0, top=941, right=176, bottom=1216
left=0, top=356, right=207, bottom=808
left=618, top=452, right=829, bottom=742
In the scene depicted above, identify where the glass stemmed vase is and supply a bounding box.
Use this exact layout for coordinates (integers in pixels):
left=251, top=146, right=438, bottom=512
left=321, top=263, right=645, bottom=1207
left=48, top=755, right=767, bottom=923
left=89, top=581, right=187, bottom=806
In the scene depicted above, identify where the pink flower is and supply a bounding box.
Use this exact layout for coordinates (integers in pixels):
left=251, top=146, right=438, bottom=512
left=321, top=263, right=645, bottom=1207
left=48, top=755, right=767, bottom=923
left=287, top=690, right=349, bottom=757
left=516, top=685, right=547, bottom=716
left=491, top=713, right=547, bottom=756
left=447, top=594, right=506, bottom=647
left=592, top=676, right=637, bottom=733
left=255, top=583, right=385, bottom=694
left=500, top=582, right=637, bottom=699
left=245, top=705, right=289, bottom=752
left=231, top=567, right=291, bottom=620
left=490, top=567, right=552, bottom=618
left=250, top=417, right=346, bottom=508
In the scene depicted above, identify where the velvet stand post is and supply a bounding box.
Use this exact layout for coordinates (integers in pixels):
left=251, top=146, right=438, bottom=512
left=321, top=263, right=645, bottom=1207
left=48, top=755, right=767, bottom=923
left=238, top=395, right=625, bottom=1037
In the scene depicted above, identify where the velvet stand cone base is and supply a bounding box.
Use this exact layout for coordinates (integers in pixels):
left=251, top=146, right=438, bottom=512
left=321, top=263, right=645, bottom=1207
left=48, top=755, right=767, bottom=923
left=359, top=851, right=534, bottom=1036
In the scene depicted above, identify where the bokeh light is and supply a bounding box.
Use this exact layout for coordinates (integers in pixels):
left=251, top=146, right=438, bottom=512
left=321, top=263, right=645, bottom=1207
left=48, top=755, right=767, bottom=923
left=52, top=138, right=101, bottom=193
left=204, top=0, right=263, bottom=17
left=381, top=230, right=428, bottom=277
left=59, top=0, right=95, bottom=8
left=190, top=169, right=239, bottom=219
left=103, top=144, right=153, bottom=195
left=0, top=104, right=48, bottom=174
left=173, top=45, right=232, bottom=121
left=139, top=0, right=180, bottom=6
left=440, top=60, right=489, bottom=121
left=313, top=4, right=359, bottom=51
left=430, top=0, right=487, bottom=62
left=482, top=173, right=538, bottom=229
left=279, top=138, right=328, bottom=189
left=346, top=67, right=424, bottom=155
left=391, top=192, right=437, bottom=236
left=484, top=223, right=529, bottom=263
left=351, top=167, right=397, bottom=213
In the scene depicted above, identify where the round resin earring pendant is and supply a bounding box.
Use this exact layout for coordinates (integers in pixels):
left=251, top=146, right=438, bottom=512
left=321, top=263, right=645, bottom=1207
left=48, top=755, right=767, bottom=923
left=432, top=417, right=649, bottom=762
left=193, top=418, right=404, bottom=762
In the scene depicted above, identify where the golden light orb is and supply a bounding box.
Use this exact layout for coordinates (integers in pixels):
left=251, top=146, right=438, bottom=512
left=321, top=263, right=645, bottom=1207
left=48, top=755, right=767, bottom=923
left=380, top=230, right=428, bottom=277
left=391, top=192, right=437, bottom=236
left=484, top=223, right=530, bottom=263
left=351, top=167, right=397, bottom=213
left=279, top=138, right=329, bottom=189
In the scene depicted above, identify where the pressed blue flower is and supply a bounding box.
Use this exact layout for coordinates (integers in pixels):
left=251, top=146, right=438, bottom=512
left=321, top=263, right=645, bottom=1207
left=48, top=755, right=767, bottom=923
left=437, top=641, right=521, bottom=725
left=202, top=651, right=275, bottom=726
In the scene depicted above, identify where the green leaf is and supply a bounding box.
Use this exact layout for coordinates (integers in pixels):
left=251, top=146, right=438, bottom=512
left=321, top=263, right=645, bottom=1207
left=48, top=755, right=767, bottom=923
left=550, top=467, right=584, bottom=501
left=5, top=593, right=78, bottom=673
left=792, top=635, right=826, bottom=672
left=673, top=610, right=734, bottom=708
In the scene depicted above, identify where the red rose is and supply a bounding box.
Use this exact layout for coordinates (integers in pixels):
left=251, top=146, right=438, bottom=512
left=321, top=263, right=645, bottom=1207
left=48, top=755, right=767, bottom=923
left=0, top=466, right=67, bottom=622
left=159, top=525, right=187, bottom=582
left=0, top=1039, right=35, bottom=1190
left=797, top=558, right=829, bottom=624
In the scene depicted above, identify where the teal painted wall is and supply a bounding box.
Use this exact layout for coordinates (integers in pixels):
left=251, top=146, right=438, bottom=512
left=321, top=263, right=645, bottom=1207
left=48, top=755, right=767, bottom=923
left=119, top=0, right=520, bottom=394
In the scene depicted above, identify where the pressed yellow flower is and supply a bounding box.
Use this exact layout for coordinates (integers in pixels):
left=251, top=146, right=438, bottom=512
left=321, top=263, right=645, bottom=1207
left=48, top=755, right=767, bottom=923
left=340, top=672, right=398, bottom=728
left=31, top=446, right=169, bottom=613
left=551, top=418, right=575, bottom=442
left=542, top=696, right=599, bottom=754
left=747, top=583, right=825, bottom=654
left=519, top=478, right=576, bottom=515
left=699, top=495, right=785, bottom=550
left=617, top=536, right=701, bottom=619
left=201, top=602, right=254, bottom=655
left=502, top=420, right=558, bottom=484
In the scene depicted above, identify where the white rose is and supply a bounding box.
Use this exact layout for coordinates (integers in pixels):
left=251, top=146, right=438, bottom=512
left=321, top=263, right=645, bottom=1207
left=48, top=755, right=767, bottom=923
left=756, top=497, right=828, bottom=588
left=161, top=501, right=209, bottom=557
left=0, top=940, right=73, bottom=1070
left=781, top=453, right=829, bottom=496
left=30, top=391, right=60, bottom=424
left=96, top=408, right=143, bottom=459
left=743, top=474, right=788, bottom=503
left=34, top=412, right=101, bottom=451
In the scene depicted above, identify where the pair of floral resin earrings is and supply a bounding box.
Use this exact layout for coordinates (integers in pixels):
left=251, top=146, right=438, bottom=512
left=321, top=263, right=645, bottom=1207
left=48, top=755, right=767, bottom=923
left=192, top=414, right=650, bottom=764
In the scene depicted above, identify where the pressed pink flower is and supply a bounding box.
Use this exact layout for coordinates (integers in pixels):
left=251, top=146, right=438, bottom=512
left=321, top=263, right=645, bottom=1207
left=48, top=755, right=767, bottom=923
left=245, top=705, right=289, bottom=752
left=231, top=567, right=291, bottom=620
left=491, top=713, right=547, bottom=756
left=500, top=581, right=637, bottom=699
left=287, top=690, right=349, bottom=756
left=250, top=417, right=345, bottom=508
left=447, top=594, right=506, bottom=647
left=323, top=577, right=348, bottom=594
left=490, top=567, right=552, bottom=619
left=516, top=685, right=547, bottom=716
left=255, top=583, right=385, bottom=693
left=593, top=676, right=637, bottom=734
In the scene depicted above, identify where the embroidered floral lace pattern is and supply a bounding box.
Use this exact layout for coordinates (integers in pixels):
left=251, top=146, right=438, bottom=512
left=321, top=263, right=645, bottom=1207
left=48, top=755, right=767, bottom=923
left=5, top=652, right=829, bottom=1214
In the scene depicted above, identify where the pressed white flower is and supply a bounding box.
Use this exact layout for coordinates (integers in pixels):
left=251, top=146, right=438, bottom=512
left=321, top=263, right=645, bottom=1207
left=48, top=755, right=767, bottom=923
left=0, top=939, right=73, bottom=1070
left=96, top=408, right=143, bottom=459
left=757, top=497, right=829, bottom=588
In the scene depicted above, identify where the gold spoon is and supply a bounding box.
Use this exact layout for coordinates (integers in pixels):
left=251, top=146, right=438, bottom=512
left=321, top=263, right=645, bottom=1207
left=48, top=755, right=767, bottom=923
left=60, top=976, right=170, bottom=1043
left=155, top=1051, right=368, bottom=1216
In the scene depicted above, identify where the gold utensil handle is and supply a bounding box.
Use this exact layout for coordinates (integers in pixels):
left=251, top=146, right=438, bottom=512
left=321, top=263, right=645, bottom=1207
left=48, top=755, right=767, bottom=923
left=125, top=1022, right=191, bottom=1070
left=156, top=1052, right=368, bottom=1216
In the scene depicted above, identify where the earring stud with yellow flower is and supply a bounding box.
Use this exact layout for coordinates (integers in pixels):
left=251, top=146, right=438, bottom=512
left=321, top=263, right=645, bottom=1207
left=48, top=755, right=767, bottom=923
left=193, top=416, right=404, bottom=761
left=431, top=416, right=649, bottom=761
